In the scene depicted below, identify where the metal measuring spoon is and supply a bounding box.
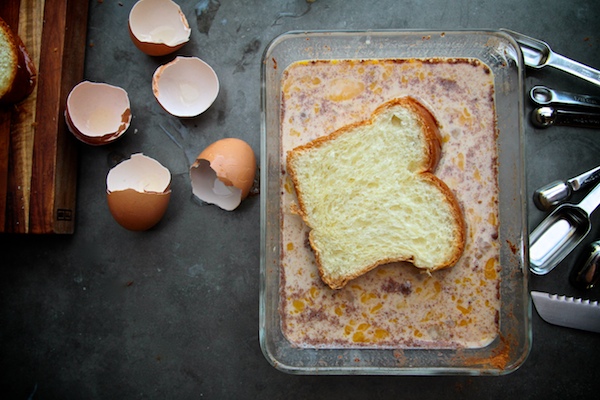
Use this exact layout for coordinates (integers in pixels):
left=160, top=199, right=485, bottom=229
left=531, top=107, right=600, bottom=129
left=502, top=29, right=600, bottom=87
left=530, top=86, right=600, bottom=110
left=533, top=165, right=600, bottom=211
left=570, top=240, right=600, bottom=290
left=529, top=181, right=600, bottom=275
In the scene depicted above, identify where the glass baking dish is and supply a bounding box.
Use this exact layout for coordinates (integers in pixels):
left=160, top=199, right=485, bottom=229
left=259, top=30, right=531, bottom=375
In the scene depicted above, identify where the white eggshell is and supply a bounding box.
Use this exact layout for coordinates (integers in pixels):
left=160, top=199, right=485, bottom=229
left=107, top=153, right=171, bottom=194
left=152, top=56, right=219, bottom=118
left=65, top=81, right=131, bottom=145
left=190, top=159, right=242, bottom=211
left=128, top=0, right=191, bottom=56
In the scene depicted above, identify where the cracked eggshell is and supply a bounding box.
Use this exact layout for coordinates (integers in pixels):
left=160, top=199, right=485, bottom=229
left=106, top=153, right=172, bottom=231
left=152, top=56, right=219, bottom=118
left=65, top=81, right=131, bottom=146
left=190, top=138, right=256, bottom=211
left=128, top=0, right=191, bottom=56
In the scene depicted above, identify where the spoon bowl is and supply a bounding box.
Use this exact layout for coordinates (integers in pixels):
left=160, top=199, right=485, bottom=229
left=530, top=182, right=600, bottom=275
left=502, top=29, right=600, bottom=87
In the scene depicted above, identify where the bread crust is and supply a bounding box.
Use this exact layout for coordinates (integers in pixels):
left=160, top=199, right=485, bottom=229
left=286, top=97, right=466, bottom=289
left=0, top=17, right=37, bottom=105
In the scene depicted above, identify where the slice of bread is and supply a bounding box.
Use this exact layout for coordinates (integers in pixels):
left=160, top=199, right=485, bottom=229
left=286, top=97, right=466, bottom=289
left=0, top=17, right=36, bottom=105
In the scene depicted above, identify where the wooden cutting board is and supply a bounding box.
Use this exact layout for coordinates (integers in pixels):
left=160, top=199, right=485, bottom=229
left=0, top=0, right=88, bottom=234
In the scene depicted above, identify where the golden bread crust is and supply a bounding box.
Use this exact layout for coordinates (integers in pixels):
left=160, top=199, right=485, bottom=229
left=0, top=17, right=37, bottom=105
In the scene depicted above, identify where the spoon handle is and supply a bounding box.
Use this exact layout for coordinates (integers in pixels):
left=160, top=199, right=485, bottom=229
left=533, top=165, right=600, bottom=211
left=547, top=52, right=600, bottom=87
left=568, top=165, right=600, bottom=191
left=532, top=107, right=600, bottom=129
left=554, top=109, right=600, bottom=129
left=578, top=181, right=600, bottom=216
left=530, top=86, right=600, bottom=110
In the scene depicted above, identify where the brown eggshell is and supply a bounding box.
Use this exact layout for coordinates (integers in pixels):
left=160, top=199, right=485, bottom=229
left=106, top=153, right=172, bottom=231
left=190, top=138, right=256, bottom=211
left=107, top=189, right=171, bottom=231
left=128, top=0, right=191, bottom=56
left=0, top=17, right=37, bottom=105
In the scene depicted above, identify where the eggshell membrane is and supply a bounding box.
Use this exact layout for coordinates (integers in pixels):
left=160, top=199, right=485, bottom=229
left=106, top=153, right=172, bottom=231
left=66, top=81, right=131, bottom=146
left=152, top=56, right=219, bottom=118
left=128, top=0, right=191, bottom=56
left=190, top=138, right=256, bottom=211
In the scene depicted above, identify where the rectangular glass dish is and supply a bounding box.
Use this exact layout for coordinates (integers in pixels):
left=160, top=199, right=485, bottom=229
left=260, top=30, right=531, bottom=375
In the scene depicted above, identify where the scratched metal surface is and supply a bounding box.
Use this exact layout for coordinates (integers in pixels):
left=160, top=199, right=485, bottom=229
left=1, top=0, right=600, bottom=398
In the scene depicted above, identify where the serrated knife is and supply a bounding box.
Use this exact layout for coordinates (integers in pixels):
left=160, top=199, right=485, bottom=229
left=531, top=291, right=600, bottom=333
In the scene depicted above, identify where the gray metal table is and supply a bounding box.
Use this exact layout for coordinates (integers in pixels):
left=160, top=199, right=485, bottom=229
left=1, top=0, right=599, bottom=398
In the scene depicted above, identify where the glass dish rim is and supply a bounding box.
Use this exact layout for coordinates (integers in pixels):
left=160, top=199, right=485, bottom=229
left=259, top=28, right=532, bottom=376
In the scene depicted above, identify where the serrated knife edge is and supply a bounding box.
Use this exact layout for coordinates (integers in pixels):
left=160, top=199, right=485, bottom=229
left=531, top=291, right=600, bottom=333
left=546, top=292, right=599, bottom=307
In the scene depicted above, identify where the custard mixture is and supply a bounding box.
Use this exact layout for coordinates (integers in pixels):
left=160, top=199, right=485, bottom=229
left=279, top=58, right=500, bottom=349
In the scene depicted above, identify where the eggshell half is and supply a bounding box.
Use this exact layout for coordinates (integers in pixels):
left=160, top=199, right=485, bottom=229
left=107, top=153, right=171, bottom=231
left=152, top=56, right=219, bottom=118
left=65, top=81, right=131, bottom=146
left=190, top=138, right=256, bottom=211
left=128, top=0, right=191, bottom=56
left=107, top=190, right=171, bottom=231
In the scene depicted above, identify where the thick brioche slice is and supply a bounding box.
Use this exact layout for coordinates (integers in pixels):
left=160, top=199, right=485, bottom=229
left=0, top=17, right=36, bottom=105
left=286, top=97, right=465, bottom=289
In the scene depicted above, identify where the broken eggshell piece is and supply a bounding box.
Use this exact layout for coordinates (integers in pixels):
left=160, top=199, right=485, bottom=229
left=152, top=56, right=219, bottom=118
left=65, top=81, right=131, bottom=146
left=190, top=138, right=256, bottom=211
left=128, top=0, right=191, bottom=56
left=106, top=153, right=172, bottom=231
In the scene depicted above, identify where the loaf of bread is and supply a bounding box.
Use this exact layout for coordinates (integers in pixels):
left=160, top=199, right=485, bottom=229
left=286, top=97, right=466, bottom=289
left=0, top=17, right=36, bottom=105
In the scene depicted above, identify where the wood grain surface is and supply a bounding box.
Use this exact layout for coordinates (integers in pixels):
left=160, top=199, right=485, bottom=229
left=0, top=0, right=89, bottom=234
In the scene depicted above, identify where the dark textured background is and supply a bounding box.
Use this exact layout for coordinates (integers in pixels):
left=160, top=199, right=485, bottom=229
left=1, top=0, right=600, bottom=398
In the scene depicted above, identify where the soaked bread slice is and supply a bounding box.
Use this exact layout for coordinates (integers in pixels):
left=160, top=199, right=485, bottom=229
left=286, top=97, right=465, bottom=289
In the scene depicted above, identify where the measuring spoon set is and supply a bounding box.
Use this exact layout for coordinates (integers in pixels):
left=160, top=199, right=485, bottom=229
left=503, top=30, right=600, bottom=289
left=502, top=29, right=600, bottom=130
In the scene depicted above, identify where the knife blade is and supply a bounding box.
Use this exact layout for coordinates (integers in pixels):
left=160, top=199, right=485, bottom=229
left=531, top=291, right=600, bottom=333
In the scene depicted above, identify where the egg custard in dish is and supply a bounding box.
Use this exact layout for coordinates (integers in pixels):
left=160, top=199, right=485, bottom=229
left=279, top=58, right=500, bottom=349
